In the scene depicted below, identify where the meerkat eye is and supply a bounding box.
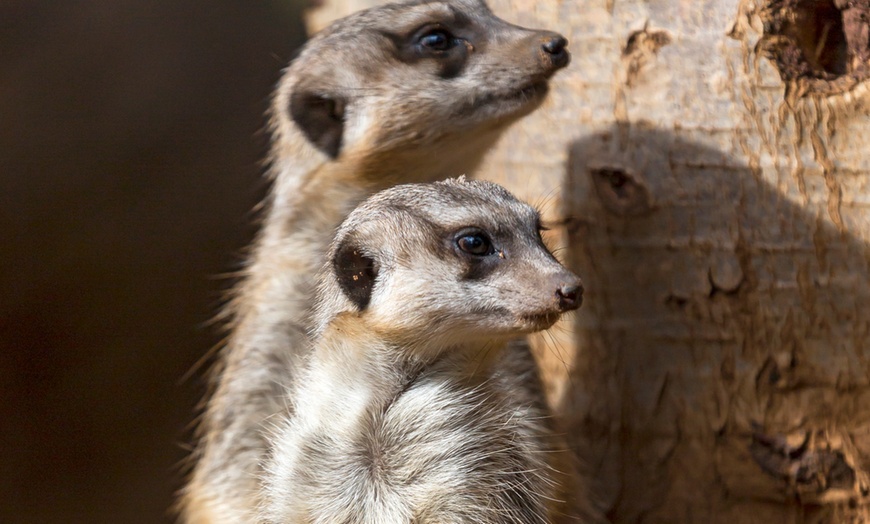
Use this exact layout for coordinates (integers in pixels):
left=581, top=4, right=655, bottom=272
left=456, top=230, right=494, bottom=256
left=417, top=28, right=454, bottom=52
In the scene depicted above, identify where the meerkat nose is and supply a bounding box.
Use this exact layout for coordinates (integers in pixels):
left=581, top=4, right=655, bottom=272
left=541, top=34, right=570, bottom=68
left=555, top=281, right=584, bottom=311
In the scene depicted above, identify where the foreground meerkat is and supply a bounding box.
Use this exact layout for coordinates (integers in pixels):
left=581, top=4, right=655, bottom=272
left=262, top=178, right=597, bottom=523
left=182, top=1, right=572, bottom=521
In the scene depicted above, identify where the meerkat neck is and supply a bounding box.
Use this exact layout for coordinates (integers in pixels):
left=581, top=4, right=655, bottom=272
left=230, top=162, right=372, bottom=339
left=292, top=324, right=406, bottom=433
left=316, top=316, right=511, bottom=393
left=264, top=161, right=372, bottom=249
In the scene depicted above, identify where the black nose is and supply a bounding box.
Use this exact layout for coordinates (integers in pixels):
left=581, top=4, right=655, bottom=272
left=556, top=282, right=583, bottom=311
left=542, top=34, right=570, bottom=68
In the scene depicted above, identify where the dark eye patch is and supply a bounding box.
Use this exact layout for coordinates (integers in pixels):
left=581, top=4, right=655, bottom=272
left=453, top=226, right=500, bottom=264
left=456, top=231, right=494, bottom=256
left=416, top=27, right=456, bottom=53
left=383, top=18, right=472, bottom=78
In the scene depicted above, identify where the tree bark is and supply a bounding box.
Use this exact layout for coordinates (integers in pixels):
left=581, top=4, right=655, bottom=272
left=312, top=0, right=870, bottom=521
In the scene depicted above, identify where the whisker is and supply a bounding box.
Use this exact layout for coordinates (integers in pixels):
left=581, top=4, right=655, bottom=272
left=541, top=325, right=579, bottom=403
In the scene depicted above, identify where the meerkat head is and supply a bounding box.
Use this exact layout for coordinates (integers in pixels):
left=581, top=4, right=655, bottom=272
left=273, top=0, right=569, bottom=177
left=315, top=177, right=582, bottom=352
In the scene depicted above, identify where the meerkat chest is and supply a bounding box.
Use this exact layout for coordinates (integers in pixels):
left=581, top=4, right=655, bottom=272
left=265, top=364, right=553, bottom=524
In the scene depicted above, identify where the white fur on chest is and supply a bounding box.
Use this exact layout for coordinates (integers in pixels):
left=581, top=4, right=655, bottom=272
left=262, top=347, right=553, bottom=524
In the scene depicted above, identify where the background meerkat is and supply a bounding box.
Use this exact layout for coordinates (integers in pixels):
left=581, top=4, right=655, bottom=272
left=262, top=178, right=599, bottom=523
left=181, top=1, right=571, bottom=522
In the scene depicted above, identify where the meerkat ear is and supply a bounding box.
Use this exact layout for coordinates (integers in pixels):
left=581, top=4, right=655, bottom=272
left=332, top=238, right=378, bottom=310
left=289, top=89, right=346, bottom=159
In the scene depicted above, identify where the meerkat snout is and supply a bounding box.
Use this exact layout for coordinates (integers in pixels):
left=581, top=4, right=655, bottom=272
left=556, top=279, right=584, bottom=311
left=540, top=33, right=570, bottom=69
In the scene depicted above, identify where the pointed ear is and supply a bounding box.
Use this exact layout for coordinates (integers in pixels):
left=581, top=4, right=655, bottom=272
left=332, top=238, right=378, bottom=310
left=289, top=89, right=346, bottom=159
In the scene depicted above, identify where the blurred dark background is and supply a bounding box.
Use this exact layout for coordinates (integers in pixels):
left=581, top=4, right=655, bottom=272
left=0, top=2, right=309, bottom=522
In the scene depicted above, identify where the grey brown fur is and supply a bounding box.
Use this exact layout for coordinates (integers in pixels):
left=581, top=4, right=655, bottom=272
left=262, top=178, right=598, bottom=523
left=180, top=1, right=574, bottom=522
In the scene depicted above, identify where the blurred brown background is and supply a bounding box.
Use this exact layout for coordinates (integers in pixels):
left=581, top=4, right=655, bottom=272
left=0, top=2, right=308, bottom=522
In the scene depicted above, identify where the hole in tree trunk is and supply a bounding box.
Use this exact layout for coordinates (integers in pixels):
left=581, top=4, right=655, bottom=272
left=760, top=0, right=870, bottom=97
left=589, top=166, right=654, bottom=217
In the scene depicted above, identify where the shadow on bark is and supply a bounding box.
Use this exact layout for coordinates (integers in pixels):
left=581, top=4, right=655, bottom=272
left=562, top=124, right=870, bottom=522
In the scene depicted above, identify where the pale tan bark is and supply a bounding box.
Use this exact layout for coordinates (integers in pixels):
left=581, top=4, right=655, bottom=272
left=311, top=1, right=870, bottom=521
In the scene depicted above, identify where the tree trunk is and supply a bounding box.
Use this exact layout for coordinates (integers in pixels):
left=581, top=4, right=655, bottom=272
left=310, top=0, right=870, bottom=521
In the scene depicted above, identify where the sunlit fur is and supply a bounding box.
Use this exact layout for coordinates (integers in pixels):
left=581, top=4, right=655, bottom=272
left=180, top=1, right=572, bottom=522
left=261, top=179, right=601, bottom=523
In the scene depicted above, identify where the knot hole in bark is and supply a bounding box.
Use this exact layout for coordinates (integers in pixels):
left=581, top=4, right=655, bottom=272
left=759, top=0, right=870, bottom=96
left=589, top=166, right=654, bottom=217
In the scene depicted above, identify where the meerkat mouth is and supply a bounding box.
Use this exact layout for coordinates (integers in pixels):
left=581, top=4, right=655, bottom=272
left=518, top=310, right=562, bottom=331
left=498, top=81, right=549, bottom=104
left=469, top=80, right=550, bottom=114
left=510, top=81, right=549, bottom=101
